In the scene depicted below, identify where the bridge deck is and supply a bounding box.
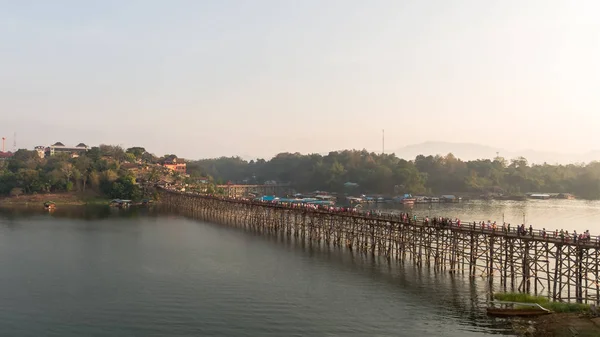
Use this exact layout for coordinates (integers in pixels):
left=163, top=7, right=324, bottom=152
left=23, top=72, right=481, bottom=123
left=206, top=194, right=598, bottom=249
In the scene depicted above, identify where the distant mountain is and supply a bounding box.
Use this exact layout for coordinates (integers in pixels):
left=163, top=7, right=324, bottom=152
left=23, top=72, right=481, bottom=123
left=393, top=141, right=598, bottom=164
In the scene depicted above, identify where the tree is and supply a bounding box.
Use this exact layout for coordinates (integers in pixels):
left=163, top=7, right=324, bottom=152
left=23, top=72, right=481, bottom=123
left=86, top=147, right=102, bottom=162
left=105, top=175, right=141, bottom=200
left=75, top=156, right=92, bottom=191
left=141, top=152, right=158, bottom=164
left=126, top=147, right=146, bottom=160
left=89, top=170, right=101, bottom=190
left=61, top=163, right=74, bottom=191
left=8, top=149, right=39, bottom=172
left=16, top=168, right=41, bottom=194
left=9, top=187, right=23, bottom=197
left=125, top=153, right=136, bottom=163
left=5, top=144, right=600, bottom=200
left=99, top=144, right=126, bottom=162
left=146, top=167, right=161, bottom=184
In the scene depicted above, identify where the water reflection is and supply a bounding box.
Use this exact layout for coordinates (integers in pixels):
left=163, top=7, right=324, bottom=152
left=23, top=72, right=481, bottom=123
left=0, top=205, right=155, bottom=221
left=368, top=199, right=600, bottom=233
left=0, top=210, right=518, bottom=337
left=193, top=218, right=514, bottom=335
left=0, top=205, right=528, bottom=336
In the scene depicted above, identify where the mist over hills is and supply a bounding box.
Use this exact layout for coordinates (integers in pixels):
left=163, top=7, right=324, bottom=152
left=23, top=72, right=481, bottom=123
left=393, top=142, right=599, bottom=165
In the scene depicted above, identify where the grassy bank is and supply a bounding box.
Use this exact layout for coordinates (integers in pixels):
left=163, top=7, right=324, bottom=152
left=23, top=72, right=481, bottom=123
left=0, top=192, right=111, bottom=207
left=493, top=292, right=591, bottom=313
left=493, top=292, right=600, bottom=336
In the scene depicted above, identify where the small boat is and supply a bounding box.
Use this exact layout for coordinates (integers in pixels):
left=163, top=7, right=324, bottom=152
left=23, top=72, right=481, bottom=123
left=486, top=300, right=551, bottom=317
left=402, top=198, right=416, bottom=205
left=44, top=201, right=56, bottom=211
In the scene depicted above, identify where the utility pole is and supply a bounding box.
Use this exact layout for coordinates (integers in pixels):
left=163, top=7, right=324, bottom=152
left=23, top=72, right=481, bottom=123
left=382, top=129, right=385, bottom=155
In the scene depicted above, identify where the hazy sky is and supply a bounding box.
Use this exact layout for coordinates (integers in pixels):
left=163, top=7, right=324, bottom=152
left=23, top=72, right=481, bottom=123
left=1, top=0, right=599, bottom=159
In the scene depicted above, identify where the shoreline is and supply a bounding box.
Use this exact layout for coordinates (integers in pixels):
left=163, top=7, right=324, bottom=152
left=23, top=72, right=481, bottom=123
left=511, top=313, right=600, bottom=336
left=0, top=193, right=110, bottom=208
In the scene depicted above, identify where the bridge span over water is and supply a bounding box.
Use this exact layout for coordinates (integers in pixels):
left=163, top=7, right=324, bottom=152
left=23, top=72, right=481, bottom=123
left=157, top=187, right=600, bottom=305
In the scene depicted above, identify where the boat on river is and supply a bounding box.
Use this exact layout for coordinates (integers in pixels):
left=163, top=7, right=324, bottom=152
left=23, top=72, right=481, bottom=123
left=110, top=199, right=132, bottom=208
left=486, top=301, right=551, bottom=317
left=402, top=198, right=416, bottom=205
left=44, top=201, right=56, bottom=211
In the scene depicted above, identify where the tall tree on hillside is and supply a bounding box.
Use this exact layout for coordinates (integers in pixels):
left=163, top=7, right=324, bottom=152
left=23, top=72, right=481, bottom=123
left=61, top=162, right=74, bottom=191
left=75, top=156, right=92, bottom=191
left=126, top=147, right=146, bottom=160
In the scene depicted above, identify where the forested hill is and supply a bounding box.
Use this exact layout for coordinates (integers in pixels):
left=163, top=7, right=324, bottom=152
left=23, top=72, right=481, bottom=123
left=187, top=150, right=600, bottom=199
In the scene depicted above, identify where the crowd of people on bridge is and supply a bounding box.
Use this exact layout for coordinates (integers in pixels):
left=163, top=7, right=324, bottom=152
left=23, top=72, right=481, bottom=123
left=171, top=188, right=600, bottom=246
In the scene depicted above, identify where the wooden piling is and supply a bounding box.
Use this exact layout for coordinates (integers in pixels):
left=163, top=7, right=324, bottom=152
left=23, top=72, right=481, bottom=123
left=158, top=188, right=600, bottom=304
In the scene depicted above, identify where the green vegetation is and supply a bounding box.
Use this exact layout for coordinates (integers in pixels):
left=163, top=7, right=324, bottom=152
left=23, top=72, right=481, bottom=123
left=5, top=147, right=600, bottom=199
left=493, top=292, right=591, bottom=313
left=0, top=145, right=179, bottom=201
left=186, top=151, right=600, bottom=198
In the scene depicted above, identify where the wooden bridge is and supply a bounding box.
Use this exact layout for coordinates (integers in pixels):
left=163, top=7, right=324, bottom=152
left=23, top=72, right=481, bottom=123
left=157, top=188, right=600, bottom=305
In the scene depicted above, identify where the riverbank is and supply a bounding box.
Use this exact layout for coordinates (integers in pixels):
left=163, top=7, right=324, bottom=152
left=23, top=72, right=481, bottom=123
left=511, top=313, right=600, bottom=336
left=492, top=292, right=600, bottom=336
left=528, top=313, right=600, bottom=336
left=0, top=192, right=110, bottom=207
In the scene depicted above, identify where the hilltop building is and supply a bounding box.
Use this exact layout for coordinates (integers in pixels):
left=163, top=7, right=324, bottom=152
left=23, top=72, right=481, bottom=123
left=34, top=146, right=46, bottom=158
left=44, top=142, right=89, bottom=158
left=162, top=155, right=186, bottom=174
left=0, top=151, right=13, bottom=160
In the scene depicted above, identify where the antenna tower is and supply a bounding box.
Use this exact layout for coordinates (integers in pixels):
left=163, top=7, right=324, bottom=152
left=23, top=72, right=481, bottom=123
left=13, top=132, right=16, bottom=152
left=382, top=129, right=385, bottom=155
left=1, top=137, right=5, bottom=152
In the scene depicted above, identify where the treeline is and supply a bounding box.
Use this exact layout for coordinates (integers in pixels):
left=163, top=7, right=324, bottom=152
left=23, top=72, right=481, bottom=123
left=187, top=150, right=600, bottom=199
left=0, top=145, right=165, bottom=200
left=5, top=147, right=600, bottom=199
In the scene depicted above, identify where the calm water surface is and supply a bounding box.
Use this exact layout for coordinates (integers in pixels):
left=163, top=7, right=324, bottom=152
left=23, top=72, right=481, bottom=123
left=0, top=206, right=526, bottom=336
left=371, top=199, right=600, bottom=234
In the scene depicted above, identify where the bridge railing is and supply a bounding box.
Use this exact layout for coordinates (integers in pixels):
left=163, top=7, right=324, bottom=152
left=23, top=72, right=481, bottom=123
left=161, top=188, right=600, bottom=248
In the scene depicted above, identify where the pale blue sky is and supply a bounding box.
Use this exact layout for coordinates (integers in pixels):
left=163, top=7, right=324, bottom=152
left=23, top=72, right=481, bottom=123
left=1, top=0, right=599, bottom=159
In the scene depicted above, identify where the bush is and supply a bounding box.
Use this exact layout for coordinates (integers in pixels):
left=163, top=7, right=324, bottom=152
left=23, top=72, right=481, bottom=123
left=493, top=292, right=591, bottom=313
left=9, top=187, right=23, bottom=197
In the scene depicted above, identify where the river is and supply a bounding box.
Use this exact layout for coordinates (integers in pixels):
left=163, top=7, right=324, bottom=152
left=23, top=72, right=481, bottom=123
left=0, top=203, right=571, bottom=336
left=369, top=199, right=600, bottom=234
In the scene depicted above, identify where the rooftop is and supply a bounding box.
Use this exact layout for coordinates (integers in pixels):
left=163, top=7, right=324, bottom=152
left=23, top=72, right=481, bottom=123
left=49, top=142, right=89, bottom=149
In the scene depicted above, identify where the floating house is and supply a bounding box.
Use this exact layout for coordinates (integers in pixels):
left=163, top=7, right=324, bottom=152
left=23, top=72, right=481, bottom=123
left=110, top=199, right=132, bottom=208
left=441, top=195, right=461, bottom=203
